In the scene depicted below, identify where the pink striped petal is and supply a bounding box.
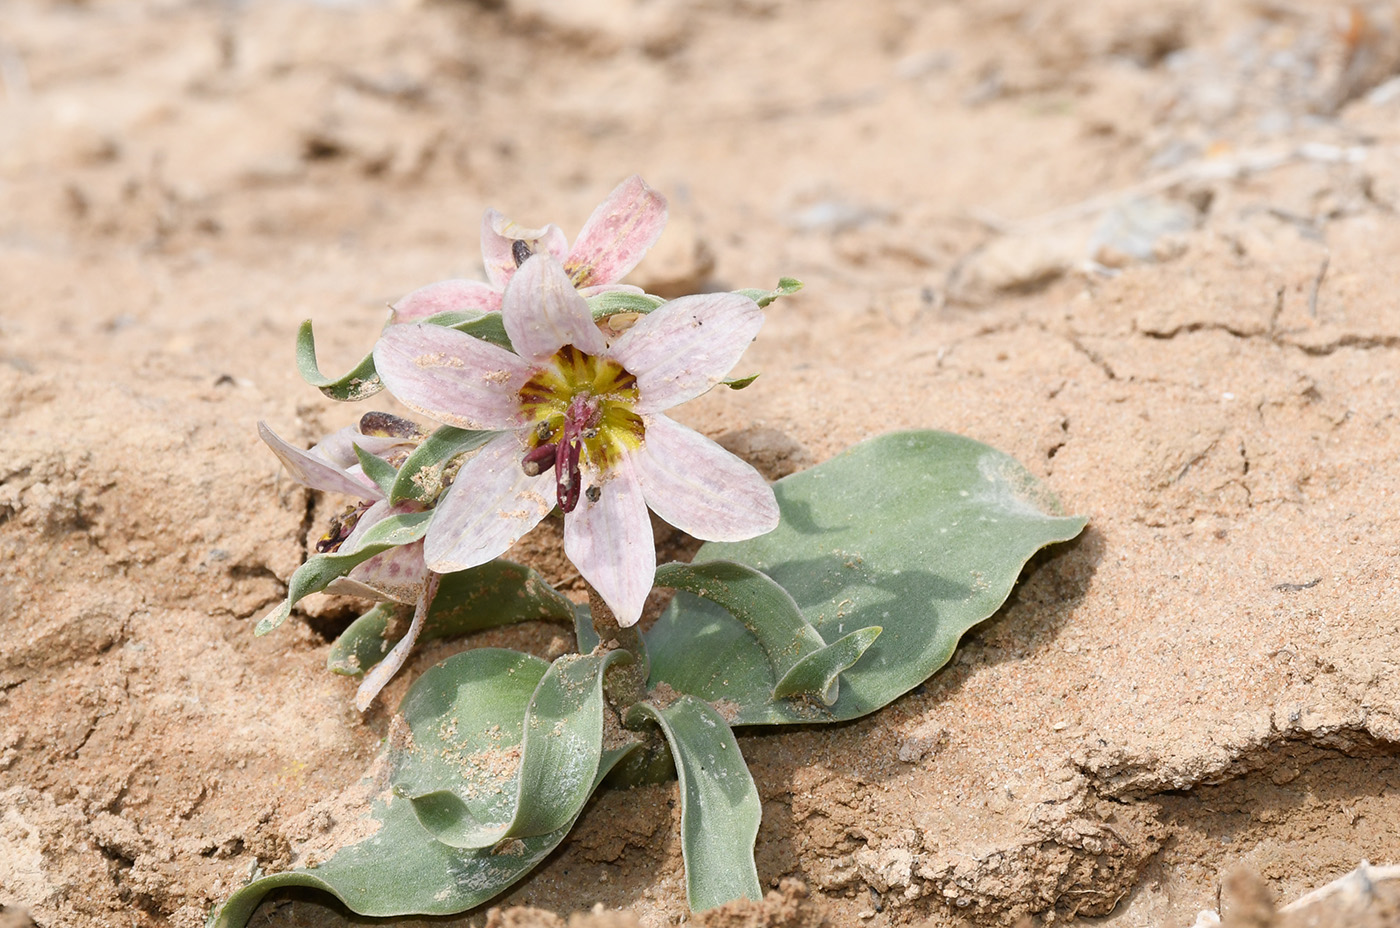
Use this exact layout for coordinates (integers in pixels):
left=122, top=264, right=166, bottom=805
left=633, top=415, right=779, bottom=542
left=563, top=456, right=654, bottom=627
left=259, top=421, right=383, bottom=500
left=391, top=279, right=502, bottom=323
left=422, top=432, right=554, bottom=572
left=373, top=324, right=531, bottom=430
left=564, top=175, right=667, bottom=289
left=481, top=209, right=569, bottom=290
left=334, top=539, right=429, bottom=603
left=607, top=292, right=763, bottom=413
left=502, top=253, right=607, bottom=364
left=312, top=425, right=414, bottom=470
left=354, top=572, right=440, bottom=712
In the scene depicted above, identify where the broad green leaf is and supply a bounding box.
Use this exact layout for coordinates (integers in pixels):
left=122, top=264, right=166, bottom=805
left=352, top=444, right=397, bottom=497
left=645, top=430, right=1086, bottom=724
left=772, top=626, right=882, bottom=704
left=295, top=319, right=383, bottom=402
left=327, top=560, right=575, bottom=676
left=389, top=425, right=495, bottom=504
left=402, top=649, right=631, bottom=848
left=734, top=276, right=803, bottom=308
left=630, top=696, right=762, bottom=911
left=254, top=511, right=433, bottom=636
left=653, top=561, right=824, bottom=682
left=208, top=649, right=641, bottom=928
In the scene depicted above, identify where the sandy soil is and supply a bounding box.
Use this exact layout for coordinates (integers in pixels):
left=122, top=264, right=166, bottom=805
left=3, top=1, right=1400, bottom=926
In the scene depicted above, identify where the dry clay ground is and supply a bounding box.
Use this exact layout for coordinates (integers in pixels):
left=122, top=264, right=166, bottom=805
left=3, top=1, right=1400, bottom=926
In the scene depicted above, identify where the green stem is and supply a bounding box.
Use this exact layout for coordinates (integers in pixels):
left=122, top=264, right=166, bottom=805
left=586, top=583, right=650, bottom=712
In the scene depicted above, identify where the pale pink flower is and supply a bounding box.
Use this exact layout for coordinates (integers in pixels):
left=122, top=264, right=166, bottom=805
left=258, top=417, right=436, bottom=711
left=390, top=175, right=668, bottom=323
left=373, top=253, right=779, bottom=627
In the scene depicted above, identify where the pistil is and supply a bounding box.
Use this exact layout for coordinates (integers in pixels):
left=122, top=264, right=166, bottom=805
left=555, top=394, right=601, bottom=512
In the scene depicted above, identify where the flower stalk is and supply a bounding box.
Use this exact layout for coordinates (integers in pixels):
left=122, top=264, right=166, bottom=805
left=587, top=581, right=650, bottom=711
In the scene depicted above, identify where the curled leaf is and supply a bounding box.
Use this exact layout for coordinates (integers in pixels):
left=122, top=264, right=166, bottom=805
left=295, top=320, right=384, bottom=402
left=628, top=696, right=762, bottom=911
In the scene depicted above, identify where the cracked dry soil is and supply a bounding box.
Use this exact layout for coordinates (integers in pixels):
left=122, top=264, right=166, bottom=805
left=2, top=1, right=1400, bottom=927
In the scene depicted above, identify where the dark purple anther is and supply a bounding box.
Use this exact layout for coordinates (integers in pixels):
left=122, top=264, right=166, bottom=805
left=522, top=442, right=558, bottom=477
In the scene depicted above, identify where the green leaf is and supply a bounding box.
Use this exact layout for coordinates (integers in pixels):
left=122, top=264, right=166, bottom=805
left=772, top=626, right=882, bottom=704
left=440, top=309, right=513, bottom=350
left=723, top=373, right=760, bottom=390
left=645, top=430, right=1087, bottom=724
left=254, top=511, right=433, bottom=636
left=573, top=602, right=601, bottom=653
left=325, top=560, right=574, bottom=676
left=586, top=290, right=666, bottom=319
left=734, top=276, right=803, bottom=308
left=653, top=560, right=825, bottom=682
left=389, top=425, right=495, bottom=504
left=353, top=444, right=397, bottom=498
left=402, top=649, right=631, bottom=848
left=629, top=696, right=762, bottom=911
left=207, top=649, right=641, bottom=928
left=295, top=319, right=384, bottom=402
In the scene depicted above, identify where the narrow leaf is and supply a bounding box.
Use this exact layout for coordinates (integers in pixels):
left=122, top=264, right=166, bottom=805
left=772, top=626, right=882, bottom=704
left=586, top=290, right=665, bottom=318
left=295, top=319, right=384, bottom=401
left=254, top=512, right=433, bottom=636
left=353, top=444, right=397, bottom=497
left=653, top=560, right=825, bottom=681
left=723, top=373, right=759, bottom=390
left=630, top=696, right=762, bottom=910
left=573, top=602, right=601, bottom=653
left=389, top=425, right=495, bottom=504
left=441, top=309, right=513, bottom=350
left=733, top=276, right=803, bottom=308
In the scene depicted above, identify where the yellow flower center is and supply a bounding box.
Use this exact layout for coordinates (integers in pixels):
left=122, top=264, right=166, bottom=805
left=517, top=345, right=645, bottom=508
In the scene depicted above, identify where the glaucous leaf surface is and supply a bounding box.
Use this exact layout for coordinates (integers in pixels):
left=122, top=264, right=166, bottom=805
left=401, top=649, right=631, bottom=847
left=645, top=430, right=1086, bottom=724
left=208, top=649, right=640, bottom=927
left=630, top=696, right=762, bottom=910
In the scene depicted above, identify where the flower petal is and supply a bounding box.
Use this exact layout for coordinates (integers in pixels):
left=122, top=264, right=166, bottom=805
left=374, top=324, right=531, bottom=430
left=354, top=572, right=440, bottom=712
left=390, top=279, right=501, bottom=323
left=333, top=539, right=428, bottom=603
left=311, top=425, right=413, bottom=470
left=422, top=432, right=554, bottom=572
left=563, top=455, right=653, bottom=627
left=564, top=175, right=668, bottom=289
left=502, top=253, right=607, bottom=364
left=633, top=415, right=779, bottom=541
left=481, top=209, right=569, bottom=290
left=608, top=292, right=763, bottom=413
left=259, top=421, right=383, bottom=500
